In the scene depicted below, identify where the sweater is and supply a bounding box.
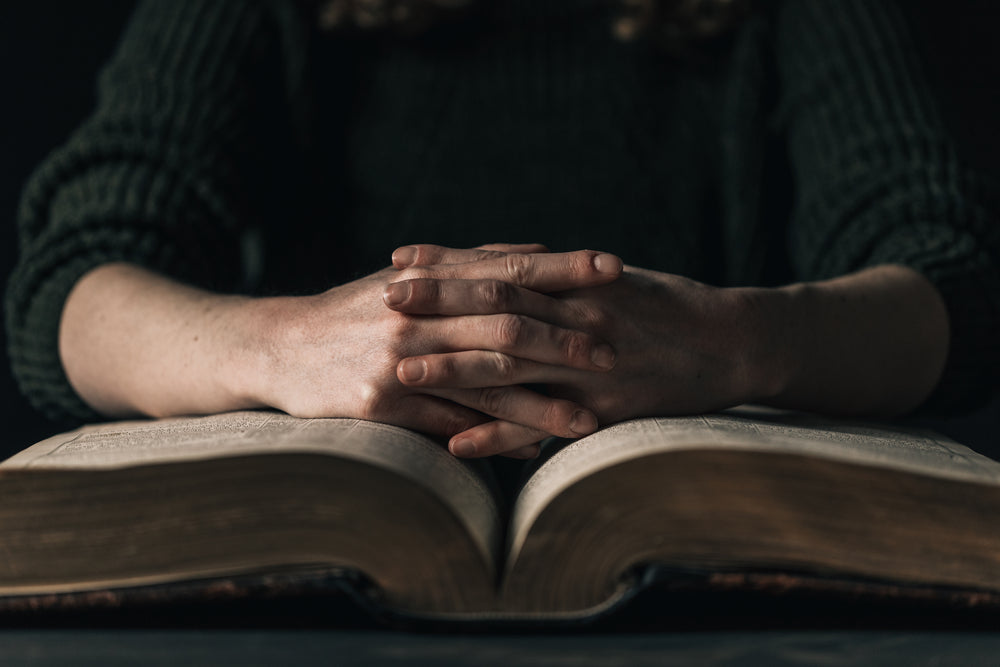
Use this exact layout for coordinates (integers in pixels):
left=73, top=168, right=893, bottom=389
left=7, top=0, right=1000, bottom=423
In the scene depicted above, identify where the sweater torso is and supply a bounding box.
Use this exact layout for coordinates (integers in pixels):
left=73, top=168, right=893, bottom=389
left=265, top=2, right=750, bottom=292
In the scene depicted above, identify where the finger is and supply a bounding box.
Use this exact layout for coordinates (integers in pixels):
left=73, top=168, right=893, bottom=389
left=436, top=313, right=616, bottom=370
left=477, top=243, right=550, bottom=255
left=398, top=351, right=577, bottom=388
left=502, top=444, right=541, bottom=460
left=394, top=250, right=623, bottom=292
left=389, top=394, right=488, bottom=438
left=450, top=420, right=551, bottom=458
left=392, top=243, right=550, bottom=268
left=383, top=278, right=576, bottom=324
left=427, top=386, right=599, bottom=440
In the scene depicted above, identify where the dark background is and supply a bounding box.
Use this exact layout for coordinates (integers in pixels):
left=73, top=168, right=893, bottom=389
left=2, top=1, right=999, bottom=459
left=1, top=1, right=138, bottom=455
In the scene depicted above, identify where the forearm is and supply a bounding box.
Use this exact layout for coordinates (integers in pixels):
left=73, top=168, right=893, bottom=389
left=57, top=255, right=613, bottom=450
left=59, top=263, right=265, bottom=418
left=754, top=264, right=949, bottom=417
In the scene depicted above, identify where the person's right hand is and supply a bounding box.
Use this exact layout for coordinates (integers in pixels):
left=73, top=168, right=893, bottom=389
left=247, top=249, right=622, bottom=453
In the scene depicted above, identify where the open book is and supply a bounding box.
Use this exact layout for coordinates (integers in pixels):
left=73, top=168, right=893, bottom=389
left=2, top=408, right=1000, bottom=621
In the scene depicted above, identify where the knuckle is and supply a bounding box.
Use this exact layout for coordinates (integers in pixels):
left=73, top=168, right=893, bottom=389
left=571, top=302, right=608, bottom=331
left=503, top=253, right=533, bottom=284
left=495, top=314, right=527, bottom=349
left=563, top=331, right=592, bottom=365
left=411, top=278, right=442, bottom=305
left=479, top=280, right=512, bottom=310
left=426, top=355, right=455, bottom=383
left=388, top=314, right=418, bottom=348
left=389, top=311, right=413, bottom=335
left=570, top=250, right=597, bottom=277
left=541, top=400, right=574, bottom=434
left=476, top=387, right=510, bottom=416
left=565, top=331, right=590, bottom=362
left=441, top=414, right=473, bottom=437
left=474, top=248, right=508, bottom=260
left=475, top=427, right=506, bottom=457
left=490, top=352, right=518, bottom=382
left=592, top=394, right=622, bottom=420
left=397, top=266, right=430, bottom=283
left=410, top=244, right=436, bottom=264
left=358, top=384, right=389, bottom=420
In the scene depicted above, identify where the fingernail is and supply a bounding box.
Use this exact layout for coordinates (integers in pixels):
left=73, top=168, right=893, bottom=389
left=393, top=246, right=417, bottom=267
left=570, top=410, right=598, bottom=436
left=398, top=358, right=426, bottom=383
left=593, top=253, right=622, bottom=275
left=451, top=439, right=477, bottom=457
left=383, top=281, right=411, bottom=306
left=512, top=445, right=540, bottom=459
left=591, top=344, right=616, bottom=370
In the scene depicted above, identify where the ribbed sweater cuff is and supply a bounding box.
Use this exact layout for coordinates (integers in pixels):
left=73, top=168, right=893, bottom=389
left=8, top=157, right=244, bottom=423
left=7, top=260, right=105, bottom=424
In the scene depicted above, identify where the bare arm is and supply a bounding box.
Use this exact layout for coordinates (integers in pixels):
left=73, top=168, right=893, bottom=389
left=760, top=264, right=949, bottom=417
left=59, top=263, right=261, bottom=419
left=386, top=247, right=950, bottom=455
left=58, top=253, right=623, bottom=449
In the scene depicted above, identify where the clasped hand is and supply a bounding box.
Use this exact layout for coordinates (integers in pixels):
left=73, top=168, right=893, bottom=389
left=257, top=242, right=760, bottom=458
left=379, top=244, right=763, bottom=458
left=255, top=244, right=618, bottom=458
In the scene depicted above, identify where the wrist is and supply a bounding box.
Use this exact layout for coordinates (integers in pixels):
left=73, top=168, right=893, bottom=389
left=207, top=293, right=290, bottom=413
left=750, top=266, right=949, bottom=416
left=221, top=294, right=296, bottom=412
left=729, top=284, right=799, bottom=406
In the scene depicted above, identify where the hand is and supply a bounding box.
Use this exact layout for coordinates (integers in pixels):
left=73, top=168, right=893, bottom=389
left=386, top=246, right=768, bottom=455
left=249, top=248, right=625, bottom=454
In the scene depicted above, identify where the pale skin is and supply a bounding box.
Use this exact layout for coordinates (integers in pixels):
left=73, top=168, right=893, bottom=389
left=59, top=244, right=949, bottom=458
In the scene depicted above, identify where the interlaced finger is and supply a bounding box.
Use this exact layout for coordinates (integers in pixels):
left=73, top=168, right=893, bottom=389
left=434, top=313, right=616, bottom=371
left=390, top=394, right=489, bottom=438
left=392, top=243, right=550, bottom=268
left=428, top=385, right=598, bottom=447
left=383, top=278, right=577, bottom=325
left=397, top=350, right=576, bottom=388
left=393, top=249, right=623, bottom=293
left=503, top=443, right=542, bottom=459
left=448, top=419, right=553, bottom=458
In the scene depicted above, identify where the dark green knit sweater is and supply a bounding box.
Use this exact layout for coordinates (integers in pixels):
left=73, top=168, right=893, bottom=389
left=7, top=0, right=1000, bottom=422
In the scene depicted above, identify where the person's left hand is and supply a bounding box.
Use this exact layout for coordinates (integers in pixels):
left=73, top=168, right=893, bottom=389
left=386, top=245, right=773, bottom=457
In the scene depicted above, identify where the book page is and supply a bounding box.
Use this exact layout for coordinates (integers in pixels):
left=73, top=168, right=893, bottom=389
left=509, top=407, right=1000, bottom=559
left=3, top=411, right=501, bottom=568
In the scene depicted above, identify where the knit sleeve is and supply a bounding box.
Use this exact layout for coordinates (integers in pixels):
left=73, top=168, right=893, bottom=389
left=774, top=0, right=1000, bottom=414
left=5, top=0, right=300, bottom=423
